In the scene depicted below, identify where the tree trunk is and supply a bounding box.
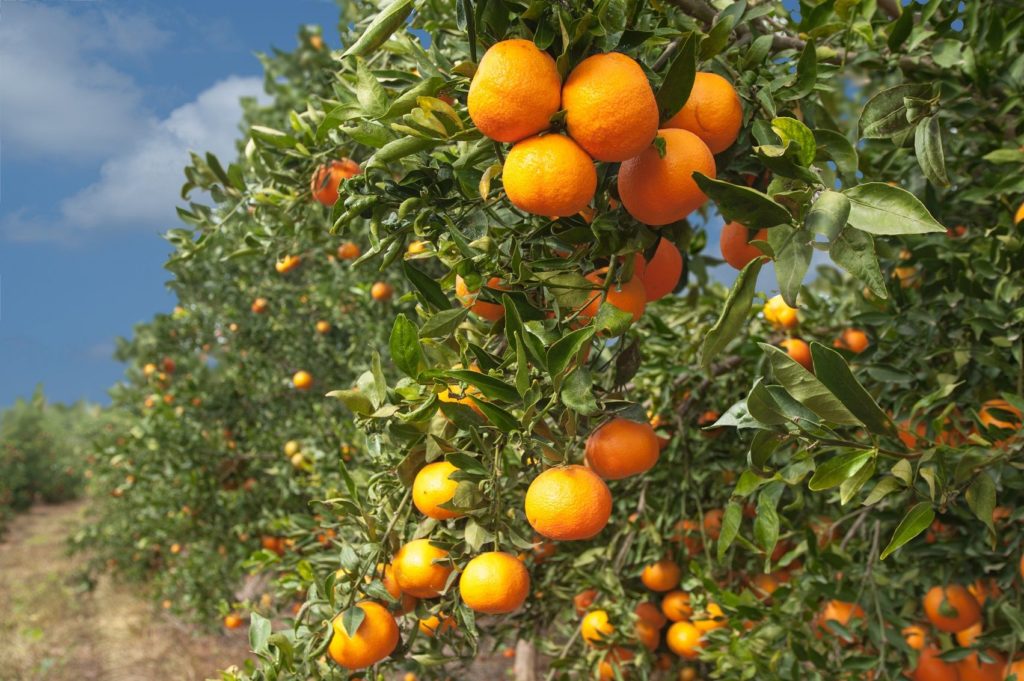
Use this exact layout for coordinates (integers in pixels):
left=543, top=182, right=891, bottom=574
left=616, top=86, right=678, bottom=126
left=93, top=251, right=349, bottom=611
left=513, top=638, right=537, bottom=681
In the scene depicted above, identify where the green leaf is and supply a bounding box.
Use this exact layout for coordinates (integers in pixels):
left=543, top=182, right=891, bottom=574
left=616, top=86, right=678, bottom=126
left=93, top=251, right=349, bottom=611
left=746, top=380, right=789, bottom=426
left=886, top=4, right=914, bottom=52
left=700, top=258, right=764, bottom=368
left=749, top=430, right=782, bottom=471
left=843, top=183, right=946, bottom=235
left=342, top=0, right=414, bottom=57
left=768, top=226, right=812, bottom=307
left=858, top=83, right=932, bottom=139
left=982, top=148, right=1024, bottom=164
left=862, top=477, right=902, bottom=506
left=814, top=128, right=859, bottom=179
left=761, top=344, right=861, bottom=425
left=789, top=39, right=817, bottom=99
left=370, top=353, right=387, bottom=408
left=805, top=190, right=850, bottom=241
left=700, top=1, right=744, bottom=60
left=250, top=125, right=297, bottom=149
left=368, top=136, right=440, bottom=165
left=808, top=449, right=873, bottom=491
left=772, top=118, right=816, bottom=166
left=829, top=226, right=888, bottom=298
left=547, top=327, right=596, bottom=378
left=966, top=472, right=996, bottom=534
left=249, top=613, right=270, bottom=652
left=693, top=173, right=793, bottom=228
left=402, top=261, right=450, bottom=310
left=717, top=502, right=743, bottom=560
left=354, top=60, right=388, bottom=117
left=840, top=457, right=876, bottom=504
left=341, top=605, right=367, bottom=638
left=419, top=308, right=469, bottom=339
left=326, top=388, right=374, bottom=415
left=656, top=33, right=697, bottom=122
left=880, top=502, right=934, bottom=559
left=809, top=342, right=896, bottom=436
left=470, top=397, right=521, bottom=432
left=914, top=115, right=950, bottom=187
left=389, top=314, right=425, bottom=378
left=753, top=502, right=779, bottom=555
left=562, top=367, right=598, bottom=415
left=443, top=370, right=520, bottom=404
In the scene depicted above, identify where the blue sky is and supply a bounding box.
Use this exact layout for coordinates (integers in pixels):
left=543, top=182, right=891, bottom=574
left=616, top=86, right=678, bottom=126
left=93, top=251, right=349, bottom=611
left=0, top=0, right=343, bottom=407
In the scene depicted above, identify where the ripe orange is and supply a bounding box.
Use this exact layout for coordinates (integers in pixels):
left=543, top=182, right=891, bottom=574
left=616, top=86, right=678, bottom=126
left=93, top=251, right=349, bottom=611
left=562, top=52, right=658, bottom=162
left=664, top=72, right=743, bottom=154
left=412, top=461, right=462, bottom=520
left=763, top=295, right=798, bottom=329
left=634, top=239, right=683, bottom=301
left=585, top=417, right=660, bottom=480
left=338, top=241, right=361, bottom=260
left=834, top=328, right=869, bottom=354
left=459, top=552, right=530, bottom=614
left=315, top=321, right=331, bottom=335
left=327, top=601, right=399, bottom=670
left=902, top=624, right=927, bottom=650
left=524, top=465, right=612, bottom=541
left=581, top=609, right=614, bottom=645
left=251, top=297, right=268, bottom=314
left=503, top=134, right=596, bottom=217
left=393, top=540, right=453, bottom=599
left=224, top=613, right=244, bottom=629
left=455, top=275, right=506, bottom=322
left=693, top=602, right=726, bottom=632
left=751, top=573, right=780, bottom=601
left=666, top=621, right=704, bottom=659
left=956, top=651, right=1006, bottom=681
left=635, top=601, right=667, bottom=629
left=292, top=371, right=313, bottom=390
left=894, top=264, right=922, bottom=288
left=662, top=590, right=693, bottom=622
left=580, top=270, right=647, bottom=324
left=418, top=613, right=456, bottom=637
left=720, top=222, right=768, bottom=270
left=955, top=622, right=982, bottom=647
left=1015, top=202, right=1024, bottom=225
left=618, top=128, right=716, bottom=226
left=380, top=563, right=417, bottom=614
left=275, top=254, right=301, bottom=274
left=640, top=558, right=681, bottom=592
left=311, top=158, right=360, bottom=206
left=703, top=508, right=723, bottom=540
left=467, top=39, right=561, bottom=143
left=679, top=668, right=697, bottom=681
left=1008, top=659, right=1024, bottom=680
left=979, top=398, right=1022, bottom=431
left=819, top=600, right=864, bottom=633
left=780, top=338, right=813, bottom=371
left=909, top=647, right=960, bottom=681
left=598, top=647, right=635, bottom=680
left=923, top=585, right=981, bottom=632
left=366, top=283, right=394, bottom=304
left=573, top=588, right=598, bottom=616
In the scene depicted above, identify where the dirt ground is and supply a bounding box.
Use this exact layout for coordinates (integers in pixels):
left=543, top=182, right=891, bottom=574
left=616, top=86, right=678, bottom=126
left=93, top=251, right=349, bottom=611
left=0, top=501, right=251, bottom=681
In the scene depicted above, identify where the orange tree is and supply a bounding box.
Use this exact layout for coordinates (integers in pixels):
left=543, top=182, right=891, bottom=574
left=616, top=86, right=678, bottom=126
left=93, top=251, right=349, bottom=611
left=84, top=0, right=1024, bottom=680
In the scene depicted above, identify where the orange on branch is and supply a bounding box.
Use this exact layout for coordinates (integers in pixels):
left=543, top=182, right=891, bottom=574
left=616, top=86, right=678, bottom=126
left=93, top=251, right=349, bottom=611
left=412, top=461, right=462, bottom=520
left=720, top=222, right=768, bottom=270
left=634, top=239, right=684, bottom=301
left=459, top=552, right=530, bottom=614
left=525, top=466, right=612, bottom=541
left=327, top=602, right=399, bottom=670
left=664, top=72, right=743, bottom=154
left=585, top=417, right=660, bottom=480
left=618, top=128, right=715, bottom=226
left=503, top=134, right=596, bottom=218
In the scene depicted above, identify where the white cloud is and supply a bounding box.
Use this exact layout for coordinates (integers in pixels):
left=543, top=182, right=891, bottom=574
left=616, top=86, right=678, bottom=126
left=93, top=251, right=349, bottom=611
left=0, top=2, right=170, bottom=160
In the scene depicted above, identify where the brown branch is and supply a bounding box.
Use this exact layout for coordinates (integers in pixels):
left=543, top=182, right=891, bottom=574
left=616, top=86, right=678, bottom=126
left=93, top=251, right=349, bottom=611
left=665, top=0, right=716, bottom=28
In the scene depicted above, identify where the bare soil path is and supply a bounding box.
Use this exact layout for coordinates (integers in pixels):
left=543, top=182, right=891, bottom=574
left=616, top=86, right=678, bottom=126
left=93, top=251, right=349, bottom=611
left=0, top=501, right=250, bottom=681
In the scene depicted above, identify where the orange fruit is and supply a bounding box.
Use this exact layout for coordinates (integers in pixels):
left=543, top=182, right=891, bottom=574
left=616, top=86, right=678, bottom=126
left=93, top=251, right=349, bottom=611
left=763, top=294, right=798, bottom=329
left=956, top=651, right=1006, bottom=681
left=751, top=573, right=780, bottom=601
left=327, top=601, right=399, bottom=670
left=562, top=52, right=658, bottom=162
left=666, top=621, right=704, bottom=659
left=819, top=600, right=864, bottom=633
left=315, top=320, right=331, bottom=334
left=251, top=297, right=268, bottom=314
left=311, top=159, right=360, bottom=206
left=979, top=398, right=1022, bottom=431
left=679, top=668, right=697, bottom=681
left=635, top=601, right=667, bottom=629
left=902, top=624, right=927, bottom=650
left=618, top=128, right=715, bottom=226
left=412, top=461, right=463, bottom=520
left=381, top=563, right=418, bottom=614
left=455, top=275, right=506, bottom=322
left=693, top=602, right=726, bottom=632
left=393, top=540, right=453, bottom=599
left=370, top=282, right=393, bottom=301
left=968, top=578, right=1000, bottom=606
left=467, top=39, right=561, bottom=143
left=459, top=552, right=530, bottom=614
left=664, top=72, right=742, bottom=154
left=923, top=585, right=981, bottom=632
left=585, top=417, right=660, bottom=480
left=720, top=222, right=768, bottom=270
left=573, top=588, right=598, bottom=616
left=338, top=241, right=361, bottom=260
left=1007, top=659, right=1024, bottom=680
left=525, top=465, right=612, bottom=541
left=275, top=254, right=301, bottom=273
left=634, top=239, right=683, bottom=301
left=834, top=328, right=869, bottom=354
left=702, top=509, right=723, bottom=540
left=580, top=270, right=647, bottom=324
left=1015, top=202, right=1024, bottom=225
left=407, top=240, right=428, bottom=255
left=418, top=613, right=456, bottom=637
left=224, top=613, right=244, bottom=629
left=292, top=371, right=313, bottom=390
left=780, top=338, right=813, bottom=371
left=894, top=264, right=922, bottom=288
left=503, top=134, right=596, bottom=217
left=909, top=647, right=960, bottom=681
left=640, top=558, right=681, bottom=592
left=581, top=609, right=614, bottom=645
left=662, top=590, right=693, bottom=622
left=598, top=647, right=635, bottom=680
left=955, top=622, right=982, bottom=647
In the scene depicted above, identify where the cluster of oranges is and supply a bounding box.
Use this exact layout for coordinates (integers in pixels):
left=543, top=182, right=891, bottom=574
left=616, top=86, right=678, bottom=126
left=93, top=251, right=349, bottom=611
left=761, top=294, right=870, bottom=371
